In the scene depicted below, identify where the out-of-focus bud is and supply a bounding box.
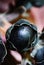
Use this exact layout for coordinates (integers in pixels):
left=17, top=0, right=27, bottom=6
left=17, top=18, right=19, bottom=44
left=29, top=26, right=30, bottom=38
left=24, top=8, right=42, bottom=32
left=0, top=36, right=7, bottom=63
left=30, top=28, right=44, bottom=65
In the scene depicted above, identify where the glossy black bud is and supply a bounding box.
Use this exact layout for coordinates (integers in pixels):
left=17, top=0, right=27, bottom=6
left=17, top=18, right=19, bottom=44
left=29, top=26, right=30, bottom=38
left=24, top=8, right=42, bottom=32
left=6, top=19, right=37, bottom=53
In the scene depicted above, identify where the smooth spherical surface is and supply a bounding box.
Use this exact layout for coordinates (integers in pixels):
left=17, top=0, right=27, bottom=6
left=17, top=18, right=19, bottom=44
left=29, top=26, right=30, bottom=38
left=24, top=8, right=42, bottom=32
left=6, top=19, right=37, bottom=53
left=10, top=25, right=34, bottom=52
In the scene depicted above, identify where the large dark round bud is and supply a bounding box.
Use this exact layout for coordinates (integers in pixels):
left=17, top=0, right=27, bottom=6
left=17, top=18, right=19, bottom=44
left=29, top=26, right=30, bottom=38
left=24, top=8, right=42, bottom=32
left=0, top=36, right=7, bottom=63
left=6, top=19, right=37, bottom=53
